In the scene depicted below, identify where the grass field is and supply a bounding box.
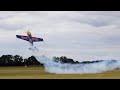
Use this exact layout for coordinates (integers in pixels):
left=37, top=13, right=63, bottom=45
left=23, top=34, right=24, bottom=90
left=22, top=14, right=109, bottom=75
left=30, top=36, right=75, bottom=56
left=0, top=66, right=120, bottom=79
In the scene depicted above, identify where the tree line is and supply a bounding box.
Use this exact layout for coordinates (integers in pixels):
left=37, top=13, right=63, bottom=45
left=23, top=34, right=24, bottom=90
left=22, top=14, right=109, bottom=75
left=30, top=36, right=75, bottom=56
left=53, top=56, right=103, bottom=64
left=0, top=55, right=43, bottom=67
left=0, top=55, right=105, bottom=67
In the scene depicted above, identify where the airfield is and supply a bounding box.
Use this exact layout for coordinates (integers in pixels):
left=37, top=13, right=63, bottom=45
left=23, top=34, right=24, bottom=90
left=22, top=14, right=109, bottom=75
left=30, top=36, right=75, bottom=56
left=0, top=66, right=120, bottom=79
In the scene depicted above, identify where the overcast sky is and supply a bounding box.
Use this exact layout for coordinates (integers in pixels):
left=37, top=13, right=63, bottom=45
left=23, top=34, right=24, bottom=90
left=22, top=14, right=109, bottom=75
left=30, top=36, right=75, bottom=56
left=0, top=11, right=120, bottom=61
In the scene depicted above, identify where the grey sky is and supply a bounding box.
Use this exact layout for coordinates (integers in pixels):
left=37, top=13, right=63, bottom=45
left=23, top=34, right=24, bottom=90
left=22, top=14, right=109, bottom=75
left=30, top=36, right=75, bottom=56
left=0, top=11, right=120, bottom=61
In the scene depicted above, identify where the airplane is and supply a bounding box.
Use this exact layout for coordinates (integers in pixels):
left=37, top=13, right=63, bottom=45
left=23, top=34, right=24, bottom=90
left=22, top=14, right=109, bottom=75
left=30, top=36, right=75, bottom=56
left=16, top=30, right=43, bottom=51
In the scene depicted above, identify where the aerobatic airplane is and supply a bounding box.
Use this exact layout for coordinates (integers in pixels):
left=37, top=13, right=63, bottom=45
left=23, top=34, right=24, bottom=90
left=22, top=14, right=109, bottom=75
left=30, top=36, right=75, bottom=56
left=16, top=30, right=43, bottom=51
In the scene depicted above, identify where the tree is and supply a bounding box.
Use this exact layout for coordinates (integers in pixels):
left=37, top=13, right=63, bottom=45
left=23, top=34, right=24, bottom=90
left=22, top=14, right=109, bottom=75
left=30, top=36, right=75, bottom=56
left=53, top=56, right=78, bottom=64
left=0, top=55, right=42, bottom=66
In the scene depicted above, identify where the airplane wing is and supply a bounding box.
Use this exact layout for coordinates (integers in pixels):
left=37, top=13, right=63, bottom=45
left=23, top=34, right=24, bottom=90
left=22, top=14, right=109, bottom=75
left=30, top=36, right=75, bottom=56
left=32, top=37, right=43, bottom=42
left=16, top=35, right=29, bottom=41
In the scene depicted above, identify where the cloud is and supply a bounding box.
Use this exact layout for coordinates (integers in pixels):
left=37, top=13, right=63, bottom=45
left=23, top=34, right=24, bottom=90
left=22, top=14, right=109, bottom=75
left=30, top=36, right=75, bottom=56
left=0, top=11, right=120, bottom=61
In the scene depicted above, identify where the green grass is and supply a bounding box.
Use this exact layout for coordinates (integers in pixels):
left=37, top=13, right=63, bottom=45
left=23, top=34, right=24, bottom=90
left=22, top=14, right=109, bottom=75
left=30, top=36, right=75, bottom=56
left=0, top=66, right=120, bottom=79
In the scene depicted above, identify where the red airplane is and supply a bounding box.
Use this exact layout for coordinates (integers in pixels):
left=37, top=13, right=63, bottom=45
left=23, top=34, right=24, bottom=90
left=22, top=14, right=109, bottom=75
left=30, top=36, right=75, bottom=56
left=16, top=30, right=43, bottom=51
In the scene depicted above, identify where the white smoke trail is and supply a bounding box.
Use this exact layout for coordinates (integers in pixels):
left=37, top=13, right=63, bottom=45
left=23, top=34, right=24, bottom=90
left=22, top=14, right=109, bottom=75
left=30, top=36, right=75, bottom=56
left=35, top=55, right=120, bottom=74
left=30, top=43, right=120, bottom=74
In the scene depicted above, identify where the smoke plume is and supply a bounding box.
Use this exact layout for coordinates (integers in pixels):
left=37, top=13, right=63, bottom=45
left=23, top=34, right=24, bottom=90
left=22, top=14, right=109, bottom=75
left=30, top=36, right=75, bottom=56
left=35, top=55, right=120, bottom=74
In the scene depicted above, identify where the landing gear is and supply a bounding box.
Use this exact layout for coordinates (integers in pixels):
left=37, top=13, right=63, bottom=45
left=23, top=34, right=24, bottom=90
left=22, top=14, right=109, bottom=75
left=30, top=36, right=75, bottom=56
left=28, top=47, right=39, bottom=51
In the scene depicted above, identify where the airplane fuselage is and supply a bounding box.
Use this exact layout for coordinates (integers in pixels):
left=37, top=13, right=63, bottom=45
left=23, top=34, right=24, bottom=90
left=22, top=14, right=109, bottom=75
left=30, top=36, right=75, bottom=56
left=27, top=31, right=33, bottom=46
